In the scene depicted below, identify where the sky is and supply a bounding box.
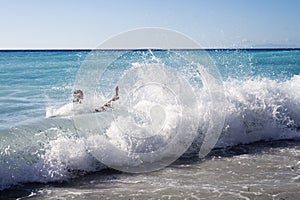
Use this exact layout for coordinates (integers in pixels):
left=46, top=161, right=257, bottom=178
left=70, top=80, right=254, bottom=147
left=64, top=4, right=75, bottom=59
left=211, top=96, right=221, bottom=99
left=0, top=0, right=299, bottom=49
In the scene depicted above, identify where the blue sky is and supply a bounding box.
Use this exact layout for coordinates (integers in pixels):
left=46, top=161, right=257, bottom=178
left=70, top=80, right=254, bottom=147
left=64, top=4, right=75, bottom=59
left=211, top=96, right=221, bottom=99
left=0, top=0, right=299, bottom=49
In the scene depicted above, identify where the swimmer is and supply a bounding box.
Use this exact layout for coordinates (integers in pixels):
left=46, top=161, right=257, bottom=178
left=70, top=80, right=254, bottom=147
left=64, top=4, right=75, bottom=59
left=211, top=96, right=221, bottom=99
left=72, top=86, right=119, bottom=112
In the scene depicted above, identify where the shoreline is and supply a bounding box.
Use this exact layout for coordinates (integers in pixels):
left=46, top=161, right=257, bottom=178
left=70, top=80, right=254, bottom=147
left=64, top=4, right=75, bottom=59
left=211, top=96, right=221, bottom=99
left=1, top=139, right=299, bottom=199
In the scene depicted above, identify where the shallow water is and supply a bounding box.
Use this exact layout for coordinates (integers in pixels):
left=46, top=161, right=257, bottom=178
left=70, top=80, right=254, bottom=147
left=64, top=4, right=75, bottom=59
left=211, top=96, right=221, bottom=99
left=1, top=140, right=299, bottom=200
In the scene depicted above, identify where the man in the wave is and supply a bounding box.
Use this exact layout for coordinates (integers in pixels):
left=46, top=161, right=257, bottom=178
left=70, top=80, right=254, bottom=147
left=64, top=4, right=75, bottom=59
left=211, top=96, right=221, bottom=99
left=72, top=86, right=119, bottom=112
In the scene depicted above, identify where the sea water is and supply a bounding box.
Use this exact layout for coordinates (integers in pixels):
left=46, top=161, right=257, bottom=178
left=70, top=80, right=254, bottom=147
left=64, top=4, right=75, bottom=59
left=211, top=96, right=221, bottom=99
left=0, top=49, right=299, bottom=199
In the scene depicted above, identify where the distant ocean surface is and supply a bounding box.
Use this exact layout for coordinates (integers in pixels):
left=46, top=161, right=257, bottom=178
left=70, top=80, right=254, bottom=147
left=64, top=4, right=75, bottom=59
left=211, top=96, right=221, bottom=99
left=0, top=49, right=300, bottom=199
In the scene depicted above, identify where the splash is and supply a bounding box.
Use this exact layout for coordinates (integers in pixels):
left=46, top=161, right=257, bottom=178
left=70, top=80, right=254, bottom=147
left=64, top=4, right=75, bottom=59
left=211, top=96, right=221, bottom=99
left=1, top=75, right=300, bottom=190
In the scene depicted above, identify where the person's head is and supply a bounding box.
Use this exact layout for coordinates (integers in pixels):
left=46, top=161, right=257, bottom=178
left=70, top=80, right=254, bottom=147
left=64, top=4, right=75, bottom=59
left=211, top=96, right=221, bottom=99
left=73, top=90, right=83, bottom=102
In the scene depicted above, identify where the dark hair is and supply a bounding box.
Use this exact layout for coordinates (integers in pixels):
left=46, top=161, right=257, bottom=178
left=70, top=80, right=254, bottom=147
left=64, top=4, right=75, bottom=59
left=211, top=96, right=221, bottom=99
left=73, top=90, right=83, bottom=95
left=73, top=90, right=83, bottom=103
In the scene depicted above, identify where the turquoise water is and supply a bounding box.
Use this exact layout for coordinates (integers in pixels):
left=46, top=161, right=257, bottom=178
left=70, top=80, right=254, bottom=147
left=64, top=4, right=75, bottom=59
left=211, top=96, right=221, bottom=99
left=211, top=49, right=300, bottom=79
left=1, top=50, right=299, bottom=129
left=0, top=49, right=299, bottom=197
left=0, top=50, right=87, bottom=128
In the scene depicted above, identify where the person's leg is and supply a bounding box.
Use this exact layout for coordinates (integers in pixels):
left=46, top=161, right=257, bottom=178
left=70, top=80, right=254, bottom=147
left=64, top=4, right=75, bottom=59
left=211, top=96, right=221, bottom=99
left=111, top=86, right=119, bottom=101
left=104, top=86, right=119, bottom=105
left=95, top=86, right=119, bottom=112
left=115, top=86, right=119, bottom=96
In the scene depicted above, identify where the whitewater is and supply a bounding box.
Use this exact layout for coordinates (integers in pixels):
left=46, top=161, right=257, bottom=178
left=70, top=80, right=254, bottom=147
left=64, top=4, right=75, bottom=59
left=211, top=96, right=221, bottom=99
left=0, top=49, right=299, bottom=199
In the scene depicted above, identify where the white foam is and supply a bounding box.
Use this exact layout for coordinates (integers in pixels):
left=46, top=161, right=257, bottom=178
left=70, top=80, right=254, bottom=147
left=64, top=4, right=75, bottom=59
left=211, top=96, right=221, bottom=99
left=215, top=75, right=300, bottom=147
left=1, top=75, right=300, bottom=190
left=46, top=100, right=97, bottom=118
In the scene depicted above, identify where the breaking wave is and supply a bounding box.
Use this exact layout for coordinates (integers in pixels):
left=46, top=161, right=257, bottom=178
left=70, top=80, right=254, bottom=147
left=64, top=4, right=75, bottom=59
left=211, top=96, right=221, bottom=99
left=1, top=75, right=299, bottom=190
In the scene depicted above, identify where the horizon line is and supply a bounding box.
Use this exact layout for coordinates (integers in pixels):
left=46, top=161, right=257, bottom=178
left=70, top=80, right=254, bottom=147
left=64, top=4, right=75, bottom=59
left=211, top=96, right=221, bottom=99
left=0, top=47, right=300, bottom=51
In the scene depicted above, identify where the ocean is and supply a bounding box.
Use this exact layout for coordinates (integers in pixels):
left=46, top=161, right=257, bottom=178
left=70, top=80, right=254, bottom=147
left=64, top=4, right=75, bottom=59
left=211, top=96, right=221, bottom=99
left=0, top=49, right=299, bottom=199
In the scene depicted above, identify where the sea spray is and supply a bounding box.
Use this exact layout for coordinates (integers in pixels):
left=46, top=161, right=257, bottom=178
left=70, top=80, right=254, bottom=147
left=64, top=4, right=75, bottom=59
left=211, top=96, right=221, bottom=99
left=1, top=49, right=300, bottom=190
